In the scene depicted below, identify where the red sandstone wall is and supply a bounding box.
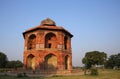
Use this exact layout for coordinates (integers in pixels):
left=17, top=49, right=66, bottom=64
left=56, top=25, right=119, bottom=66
left=23, top=27, right=72, bottom=70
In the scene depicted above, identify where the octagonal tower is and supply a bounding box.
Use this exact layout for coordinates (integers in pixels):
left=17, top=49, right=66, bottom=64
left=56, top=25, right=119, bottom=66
left=23, top=18, right=73, bottom=71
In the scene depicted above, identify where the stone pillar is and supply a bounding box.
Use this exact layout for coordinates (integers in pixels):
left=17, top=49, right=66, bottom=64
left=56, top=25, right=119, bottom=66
left=24, top=34, right=28, bottom=51
left=36, top=32, right=45, bottom=50
left=69, top=54, right=72, bottom=70
left=23, top=53, right=27, bottom=69
left=57, top=54, right=65, bottom=70
left=57, top=32, right=64, bottom=50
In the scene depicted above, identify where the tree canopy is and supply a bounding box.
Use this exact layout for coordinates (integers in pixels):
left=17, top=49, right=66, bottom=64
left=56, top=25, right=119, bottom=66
left=0, top=52, right=8, bottom=68
left=0, top=51, right=23, bottom=68
left=105, top=53, right=120, bottom=69
left=6, top=60, right=23, bottom=68
left=82, top=51, right=107, bottom=69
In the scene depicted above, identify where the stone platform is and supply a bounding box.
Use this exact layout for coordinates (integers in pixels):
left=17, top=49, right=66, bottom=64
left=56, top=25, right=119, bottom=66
left=0, top=69, right=85, bottom=77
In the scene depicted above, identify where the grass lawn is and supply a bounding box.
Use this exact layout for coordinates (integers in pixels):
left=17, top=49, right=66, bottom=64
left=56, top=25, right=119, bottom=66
left=0, top=69, right=120, bottom=79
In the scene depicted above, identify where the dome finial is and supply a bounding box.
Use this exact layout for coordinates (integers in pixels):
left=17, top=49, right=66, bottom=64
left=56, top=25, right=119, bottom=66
left=40, top=18, right=56, bottom=26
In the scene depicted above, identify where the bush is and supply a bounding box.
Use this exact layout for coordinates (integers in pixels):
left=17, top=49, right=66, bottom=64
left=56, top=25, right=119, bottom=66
left=0, top=68, right=11, bottom=72
left=17, top=73, right=27, bottom=77
left=90, top=69, right=98, bottom=75
left=17, top=73, right=23, bottom=77
left=52, top=75, right=63, bottom=77
left=0, top=69, right=5, bottom=72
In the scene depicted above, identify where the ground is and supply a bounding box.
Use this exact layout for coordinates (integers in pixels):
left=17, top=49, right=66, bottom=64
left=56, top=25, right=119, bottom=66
left=0, top=69, right=120, bottom=79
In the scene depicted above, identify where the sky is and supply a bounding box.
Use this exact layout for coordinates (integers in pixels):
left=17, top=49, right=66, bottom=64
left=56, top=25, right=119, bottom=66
left=0, top=0, right=120, bottom=66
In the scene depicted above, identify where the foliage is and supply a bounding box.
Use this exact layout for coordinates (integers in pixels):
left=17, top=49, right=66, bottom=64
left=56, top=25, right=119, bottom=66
left=73, top=66, right=81, bottom=69
left=6, top=60, right=23, bottom=68
left=0, top=52, right=8, bottom=68
left=0, top=51, right=23, bottom=68
left=105, top=53, right=120, bottom=69
left=17, top=73, right=23, bottom=77
left=0, top=68, right=12, bottom=72
left=90, top=68, right=98, bottom=75
left=17, top=73, right=27, bottom=77
left=82, top=51, right=107, bottom=69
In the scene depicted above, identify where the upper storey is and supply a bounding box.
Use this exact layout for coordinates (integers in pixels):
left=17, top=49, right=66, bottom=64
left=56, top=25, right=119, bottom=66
left=23, top=18, right=73, bottom=38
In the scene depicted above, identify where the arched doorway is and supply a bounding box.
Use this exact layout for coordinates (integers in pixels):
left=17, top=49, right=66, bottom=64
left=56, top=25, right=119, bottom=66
left=45, top=54, right=57, bottom=70
left=65, top=55, right=70, bottom=70
left=26, top=54, right=35, bottom=70
left=45, top=33, right=57, bottom=48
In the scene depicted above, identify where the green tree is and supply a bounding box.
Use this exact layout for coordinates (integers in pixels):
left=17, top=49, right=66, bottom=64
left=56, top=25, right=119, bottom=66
left=0, top=52, right=8, bottom=68
left=6, top=60, right=23, bottom=68
left=82, top=51, right=107, bottom=69
left=105, top=53, right=120, bottom=69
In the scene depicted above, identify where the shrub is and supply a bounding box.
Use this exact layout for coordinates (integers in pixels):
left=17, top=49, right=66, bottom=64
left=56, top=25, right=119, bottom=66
left=17, top=73, right=27, bottom=77
left=90, top=68, right=98, bottom=75
left=52, top=75, right=63, bottom=77
left=17, top=73, right=23, bottom=77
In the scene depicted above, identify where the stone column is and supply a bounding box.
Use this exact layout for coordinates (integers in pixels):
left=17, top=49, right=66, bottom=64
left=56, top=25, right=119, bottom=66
left=69, top=54, right=72, bottom=70
left=24, top=34, right=28, bottom=51
left=36, top=32, right=45, bottom=50
left=57, top=53, right=65, bottom=70
left=57, top=32, right=64, bottom=50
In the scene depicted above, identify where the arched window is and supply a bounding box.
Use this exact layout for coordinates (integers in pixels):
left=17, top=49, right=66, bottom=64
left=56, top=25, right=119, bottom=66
left=64, top=36, right=68, bottom=49
left=45, top=33, right=57, bottom=48
left=27, top=34, right=36, bottom=50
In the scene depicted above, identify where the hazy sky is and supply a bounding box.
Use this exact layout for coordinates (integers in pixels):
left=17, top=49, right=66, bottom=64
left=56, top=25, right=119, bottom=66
left=0, top=0, right=120, bottom=66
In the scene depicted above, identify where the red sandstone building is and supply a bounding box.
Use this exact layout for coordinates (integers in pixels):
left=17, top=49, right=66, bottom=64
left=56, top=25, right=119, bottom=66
left=23, top=18, right=73, bottom=71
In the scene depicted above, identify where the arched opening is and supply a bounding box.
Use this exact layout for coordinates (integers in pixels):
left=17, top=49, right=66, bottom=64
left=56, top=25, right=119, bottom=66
left=45, top=33, right=57, bottom=48
left=65, top=55, right=70, bottom=70
left=44, top=54, right=57, bottom=70
left=64, top=36, right=68, bottom=49
left=26, top=54, right=35, bottom=70
left=27, top=34, right=36, bottom=50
